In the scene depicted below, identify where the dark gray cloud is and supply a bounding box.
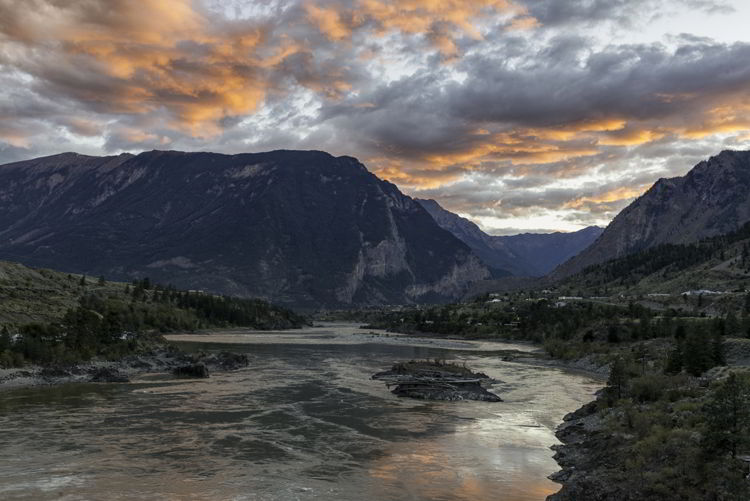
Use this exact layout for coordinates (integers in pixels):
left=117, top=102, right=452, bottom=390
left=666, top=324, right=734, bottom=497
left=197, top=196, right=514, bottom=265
left=447, top=40, right=750, bottom=126
left=521, top=0, right=734, bottom=27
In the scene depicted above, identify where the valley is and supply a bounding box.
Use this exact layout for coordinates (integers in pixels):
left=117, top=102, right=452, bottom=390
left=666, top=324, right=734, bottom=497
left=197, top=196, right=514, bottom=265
left=3, top=2, right=750, bottom=499
left=1, top=148, right=750, bottom=501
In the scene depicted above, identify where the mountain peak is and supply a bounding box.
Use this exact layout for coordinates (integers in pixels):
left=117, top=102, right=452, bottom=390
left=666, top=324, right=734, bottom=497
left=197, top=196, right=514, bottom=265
left=0, top=149, right=487, bottom=307
left=553, top=150, right=750, bottom=278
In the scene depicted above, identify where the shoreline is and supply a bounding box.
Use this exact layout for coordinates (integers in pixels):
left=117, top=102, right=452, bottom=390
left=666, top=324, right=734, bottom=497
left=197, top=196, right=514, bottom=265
left=1, top=321, right=605, bottom=399
left=164, top=322, right=546, bottom=353
left=0, top=348, right=249, bottom=392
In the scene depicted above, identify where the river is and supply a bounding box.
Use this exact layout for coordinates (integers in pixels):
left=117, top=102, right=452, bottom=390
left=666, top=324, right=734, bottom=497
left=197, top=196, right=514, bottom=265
left=0, top=323, right=601, bottom=501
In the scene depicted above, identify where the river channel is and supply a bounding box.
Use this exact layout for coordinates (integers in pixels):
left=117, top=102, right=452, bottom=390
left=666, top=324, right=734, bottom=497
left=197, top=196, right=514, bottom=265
left=0, top=323, right=601, bottom=501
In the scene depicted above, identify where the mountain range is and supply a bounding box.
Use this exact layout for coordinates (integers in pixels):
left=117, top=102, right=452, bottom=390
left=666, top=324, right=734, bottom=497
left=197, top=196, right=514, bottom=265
left=0, top=150, right=489, bottom=307
left=2, top=148, right=749, bottom=307
left=416, top=198, right=602, bottom=276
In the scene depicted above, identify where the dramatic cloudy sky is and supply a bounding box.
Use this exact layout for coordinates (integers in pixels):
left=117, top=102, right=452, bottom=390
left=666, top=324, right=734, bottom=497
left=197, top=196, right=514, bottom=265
left=2, top=0, right=750, bottom=233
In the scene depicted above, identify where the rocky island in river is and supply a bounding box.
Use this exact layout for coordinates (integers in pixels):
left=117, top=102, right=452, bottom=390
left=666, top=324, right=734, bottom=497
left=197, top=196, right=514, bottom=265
left=372, top=359, right=503, bottom=402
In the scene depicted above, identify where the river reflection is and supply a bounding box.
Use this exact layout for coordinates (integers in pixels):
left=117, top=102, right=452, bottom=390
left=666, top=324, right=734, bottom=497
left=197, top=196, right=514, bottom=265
left=0, top=324, right=600, bottom=501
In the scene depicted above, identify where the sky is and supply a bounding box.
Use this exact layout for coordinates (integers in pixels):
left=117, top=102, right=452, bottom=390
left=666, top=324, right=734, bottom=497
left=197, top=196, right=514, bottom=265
left=1, top=0, right=750, bottom=235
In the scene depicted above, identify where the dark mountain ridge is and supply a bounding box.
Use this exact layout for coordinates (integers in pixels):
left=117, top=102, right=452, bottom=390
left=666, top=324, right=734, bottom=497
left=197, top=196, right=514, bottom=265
left=0, top=150, right=489, bottom=307
left=553, top=150, right=750, bottom=278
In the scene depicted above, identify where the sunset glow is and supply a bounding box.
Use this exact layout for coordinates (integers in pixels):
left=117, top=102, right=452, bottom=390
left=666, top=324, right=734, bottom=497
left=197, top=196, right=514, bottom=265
left=1, top=0, right=749, bottom=232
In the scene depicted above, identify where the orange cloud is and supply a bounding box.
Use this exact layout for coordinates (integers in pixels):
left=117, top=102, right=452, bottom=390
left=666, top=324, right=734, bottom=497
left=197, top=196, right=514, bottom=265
left=1, top=1, right=358, bottom=138
left=0, top=0, right=279, bottom=137
left=565, top=185, right=649, bottom=210
left=597, top=127, right=666, bottom=146
left=678, top=104, right=750, bottom=139
left=3, top=0, right=750, bottom=229
left=0, top=128, right=31, bottom=148
left=305, top=3, right=352, bottom=41
left=305, top=0, right=529, bottom=56
left=112, top=127, right=170, bottom=146
left=371, top=133, right=600, bottom=190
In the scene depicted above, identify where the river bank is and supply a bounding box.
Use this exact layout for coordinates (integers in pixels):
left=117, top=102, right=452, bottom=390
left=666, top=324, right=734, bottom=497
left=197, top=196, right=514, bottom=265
left=0, top=322, right=548, bottom=392
left=545, top=345, right=750, bottom=500
left=0, top=348, right=249, bottom=391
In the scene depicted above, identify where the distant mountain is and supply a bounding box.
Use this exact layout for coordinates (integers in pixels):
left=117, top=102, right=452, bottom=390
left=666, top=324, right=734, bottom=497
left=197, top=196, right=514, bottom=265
left=553, top=150, right=750, bottom=278
left=416, top=198, right=602, bottom=276
left=415, top=199, right=526, bottom=275
left=497, top=226, right=604, bottom=276
left=0, top=150, right=489, bottom=307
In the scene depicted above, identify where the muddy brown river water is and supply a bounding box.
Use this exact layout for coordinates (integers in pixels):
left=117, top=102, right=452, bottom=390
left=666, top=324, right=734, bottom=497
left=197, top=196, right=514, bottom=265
left=0, top=323, right=601, bottom=500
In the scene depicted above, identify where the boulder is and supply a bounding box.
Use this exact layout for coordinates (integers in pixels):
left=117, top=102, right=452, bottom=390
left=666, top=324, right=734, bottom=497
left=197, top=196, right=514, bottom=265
left=39, top=367, right=71, bottom=379
left=89, top=367, right=130, bottom=383
left=200, top=351, right=249, bottom=371
left=173, top=363, right=209, bottom=378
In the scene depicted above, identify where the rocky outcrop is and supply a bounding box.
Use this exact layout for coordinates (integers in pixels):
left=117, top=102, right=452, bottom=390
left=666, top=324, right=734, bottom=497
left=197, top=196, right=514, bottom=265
left=546, top=400, right=619, bottom=501
left=553, top=150, right=750, bottom=278
left=0, top=150, right=489, bottom=307
left=0, top=348, right=251, bottom=390
left=89, top=367, right=130, bottom=383
left=199, top=351, right=250, bottom=371
left=173, top=363, right=209, bottom=378
left=372, top=361, right=503, bottom=402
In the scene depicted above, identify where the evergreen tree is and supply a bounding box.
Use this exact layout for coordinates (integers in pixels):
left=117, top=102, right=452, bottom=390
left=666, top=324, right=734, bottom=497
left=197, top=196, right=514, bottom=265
left=638, top=311, right=652, bottom=339
left=607, top=323, right=621, bottom=343
left=98, top=275, right=106, bottom=286
left=726, top=312, right=740, bottom=336
left=704, top=373, right=750, bottom=459
left=132, top=283, right=145, bottom=302
left=0, top=326, right=11, bottom=351
left=712, top=330, right=726, bottom=367
left=634, top=343, right=648, bottom=375
left=664, top=341, right=683, bottom=374
left=684, top=329, right=712, bottom=376
left=674, top=323, right=687, bottom=340
left=79, top=275, right=86, bottom=286
left=607, top=356, right=629, bottom=402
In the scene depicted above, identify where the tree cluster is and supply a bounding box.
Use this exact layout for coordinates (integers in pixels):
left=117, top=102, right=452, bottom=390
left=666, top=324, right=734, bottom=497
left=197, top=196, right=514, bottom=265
left=0, top=279, right=306, bottom=368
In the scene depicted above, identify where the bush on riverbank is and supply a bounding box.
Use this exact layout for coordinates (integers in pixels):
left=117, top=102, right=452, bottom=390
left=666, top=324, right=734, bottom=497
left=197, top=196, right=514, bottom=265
left=553, top=363, right=750, bottom=500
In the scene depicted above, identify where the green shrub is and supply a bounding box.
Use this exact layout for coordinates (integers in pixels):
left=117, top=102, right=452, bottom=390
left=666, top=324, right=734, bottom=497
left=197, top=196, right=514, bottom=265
left=630, top=374, right=667, bottom=403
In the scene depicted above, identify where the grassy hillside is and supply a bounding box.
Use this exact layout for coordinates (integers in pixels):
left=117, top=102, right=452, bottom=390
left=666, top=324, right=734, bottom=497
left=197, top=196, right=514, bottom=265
left=0, top=260, right=128, bottom=325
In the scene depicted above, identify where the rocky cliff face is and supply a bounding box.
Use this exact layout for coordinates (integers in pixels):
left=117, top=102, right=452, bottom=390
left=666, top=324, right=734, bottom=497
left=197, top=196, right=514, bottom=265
left=0, top=150, right=489, bottom=307
left=553, top=150, right=750, bottom=278
left=416, top=198, right=602, bottom=276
